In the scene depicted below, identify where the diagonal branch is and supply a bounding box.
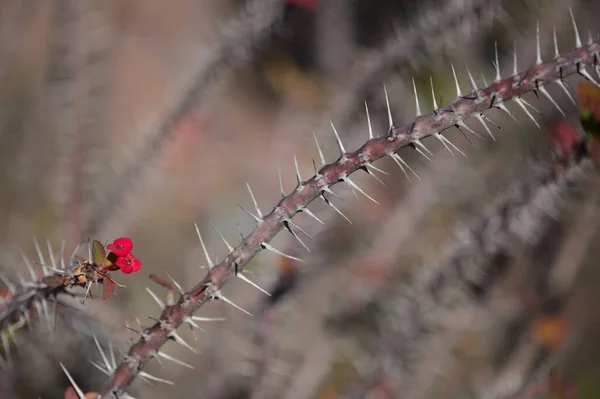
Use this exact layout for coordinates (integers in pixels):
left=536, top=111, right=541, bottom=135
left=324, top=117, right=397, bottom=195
left=99, top=35, right=600, bottom=396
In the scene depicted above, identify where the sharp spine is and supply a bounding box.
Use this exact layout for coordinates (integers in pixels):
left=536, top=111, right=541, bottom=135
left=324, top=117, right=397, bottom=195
left=569, top=8, right=582, bottom=48
left=169, top=330, right=201, bottom=354
left=514, top=98, right=541, bottom=129
left=237, top=273, right=271, bottom=296
left=60, top=363, right=87, bottom=399
left=494, top=41, right=501, bottom=82
left=157, top=351, right=194, bottom=369
left=146, top=287, right=165, bottom=309
left=330, top=121, right=346, bottom=155
left=536, top=21, right=543, bottom=65
left=194, top=223, right=215, bottom=269
left=475, top=114, right=496, bottom=141
left=513, top=40, right=518, bottom=75
left=261, top=242, right=302, bottom=262
left=365, top=101, right=374, bottom=139
left=320, top=194, right=352, bottom=224
left=412, top=77, right=422, bottom=116
left=211, top=291, right=253, bottom=316
left=383, top=85, right=394, bottom=132
left=343, top=176, right=379, bottom=204
left=450, top=63, right=462, bottom=97
left=237, top=203, right=262, bottom=223
left=538, top=85, right=565, bottom=116
left=313, top=132, right=326, bottom=168
left=246, top=182, right=263, bottom=218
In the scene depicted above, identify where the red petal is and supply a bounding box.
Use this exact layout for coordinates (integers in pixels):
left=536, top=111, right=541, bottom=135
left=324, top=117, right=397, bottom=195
left=107, top=237, right=133, bottom=257
left=120, top=264, right=133, bottom=274
left=131, top=257, right=142, bottom=272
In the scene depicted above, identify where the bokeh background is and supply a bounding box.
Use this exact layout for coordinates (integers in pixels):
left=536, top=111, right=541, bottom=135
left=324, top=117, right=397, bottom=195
left=1, top=0, right=600, bottom=398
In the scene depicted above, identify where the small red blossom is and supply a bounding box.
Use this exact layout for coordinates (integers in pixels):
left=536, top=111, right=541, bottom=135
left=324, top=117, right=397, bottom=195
left=107, top=237, right=133, bottom=257
left=115, top=253, right=142, bottom=274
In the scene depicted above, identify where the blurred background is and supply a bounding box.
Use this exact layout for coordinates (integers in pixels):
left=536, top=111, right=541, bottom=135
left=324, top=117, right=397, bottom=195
left=1, top=0, right=600, bottom=398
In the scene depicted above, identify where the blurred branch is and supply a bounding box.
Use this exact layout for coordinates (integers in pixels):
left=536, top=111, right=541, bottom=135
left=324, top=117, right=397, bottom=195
left=87, top=0, right=285, bottom=238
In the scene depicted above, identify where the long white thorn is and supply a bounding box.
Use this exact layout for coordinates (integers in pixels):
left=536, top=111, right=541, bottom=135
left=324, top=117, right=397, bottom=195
left=47, top=240, right=57, bottom=270
left=293, top=155, right=303, bottom=185
left=569, top=8, right=581, bottom=48
left=146, top=287, right=165, bottom=309
left=513, top=40, right=518, bottom=75
left=33, top=236, right=46, bottom=268
left=60, top=240, right=66, bottom=269
left=411, top=141, right=434, bottom=163
left=465, top=66, right=478, bottom=94
left=19, top=249, right=37, bottom=281
left=213, top=291, right=253, bottom=316
left=520, top=97, right=543, bottom=115
left=514, top=98, right=541, bottom=129
left=157, top=351, right=194, bottom=369
left=277, top=168, right=285, bottom=197
left=494, top=41, right=501, bottom=82
left=539, top=86, right=565, bottom=116
left=210, top=223, right=234, bottom=252
left=108, top=341, right=117, bottom=370
left=481, top=72, right=489, bottom=87
left=475, top=114, right=496, bottom=141
left=495, top=103, right=520, bottom=123
left=139, top=371, right=174, bottom=385
left=389, top=152, right=419, bottom=181
left=553, top=27, right=560, bottom=59
left=246, top=183, right=263, bottom=218
left=60, top=363, right=87, bottom=399
left=285, top=222, right=310, bottom=252
left=320, top=194, right=352, bottom=224
left=536, top=21, right=543, bottom=65
left=285, top=217, right=312, bottom=238
left=261, top=242, right=303, bottom=262
left=579, top=67, right=600, bottom=88
left=438, top=134, right=467, bottom=157
left=93, top=334, right=113, bottom=372
left=237, top=273, right=271, bottom=296
left=190, top=315, right=226, bottom=322
left=165, top=272, right=185, bottom=295
left=313, top=132, right=326, bottom=168
left=450, top=63, right=462, bottom=97
left=169, top=330, right=200, bottom=354
left=430, top=76, right=438, bottom=112
left=343, top=176, right=379, bottom=204
left=330, top=120, right=346, bottom=155
left=237, top=203, right=262, bottom=223
left=302, top=207, right=323, bottom=224
left=412, top=77, right=422, bottom=116
left=194, top=223, right=214, bottom=269
left=365, top=101, right=374, bottom=139
left=383, top=85, right=394, bottom=131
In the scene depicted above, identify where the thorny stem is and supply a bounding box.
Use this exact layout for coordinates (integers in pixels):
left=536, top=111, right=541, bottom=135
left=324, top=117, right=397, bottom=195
left=99, top=39, right=600, bottom=396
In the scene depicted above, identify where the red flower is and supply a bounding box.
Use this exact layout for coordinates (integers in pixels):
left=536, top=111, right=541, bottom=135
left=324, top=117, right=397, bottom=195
left=107, top=237, right=133, bottom=257
left=115, top=253, right=142, bottom=274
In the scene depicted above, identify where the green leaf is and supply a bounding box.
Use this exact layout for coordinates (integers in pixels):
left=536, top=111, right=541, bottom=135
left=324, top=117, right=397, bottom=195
left=92, top=240, right=107, bottom=266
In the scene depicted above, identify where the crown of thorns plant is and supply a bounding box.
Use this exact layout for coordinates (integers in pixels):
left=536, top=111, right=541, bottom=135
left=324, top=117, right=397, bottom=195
left=2, top=4, right=600, bottom=399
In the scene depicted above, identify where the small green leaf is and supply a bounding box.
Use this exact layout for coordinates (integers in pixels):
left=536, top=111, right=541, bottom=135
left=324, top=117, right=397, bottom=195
left=92, top=240, right=107, bottom=266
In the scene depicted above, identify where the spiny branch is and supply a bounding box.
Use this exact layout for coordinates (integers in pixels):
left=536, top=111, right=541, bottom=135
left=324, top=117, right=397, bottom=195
left=98, top=25, right=600, bottom=395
